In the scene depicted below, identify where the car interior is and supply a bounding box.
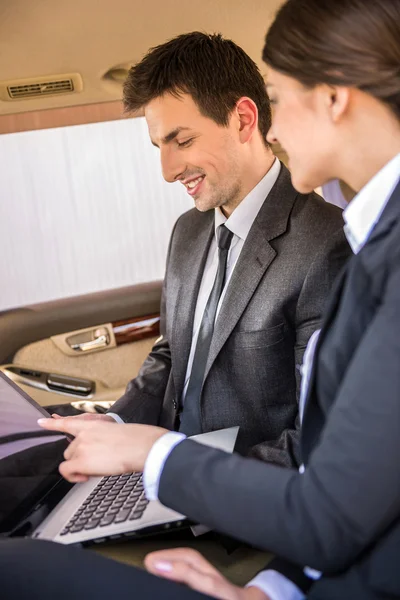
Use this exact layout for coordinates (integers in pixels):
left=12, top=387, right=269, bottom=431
left=0, top=0, right=340, bottom=584
left=0, top=0, right=288, bottom=410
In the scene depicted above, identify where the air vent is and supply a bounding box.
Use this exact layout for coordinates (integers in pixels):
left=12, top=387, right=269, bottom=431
left=8, top=78, right=74, bottom=98
left=0, top=73, right=83, bottom=101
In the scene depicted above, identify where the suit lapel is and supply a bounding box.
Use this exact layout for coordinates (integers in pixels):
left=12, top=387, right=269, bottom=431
left=171, top=214, right=215, bottom=400
left=300, top=260, right=351, bottom=461
left=301, top=178, right=400, bottom=462
left=204, top=164, right=298, bottom=380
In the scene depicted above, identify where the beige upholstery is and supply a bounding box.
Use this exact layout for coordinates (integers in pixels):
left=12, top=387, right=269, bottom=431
left=13, top=336, right=157, bottom=390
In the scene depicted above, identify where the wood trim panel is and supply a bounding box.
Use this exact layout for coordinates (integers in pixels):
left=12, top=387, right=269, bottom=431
left=0, top=280, right=162, bottom=364
left=0, top=100, right=140, bottom=135
left=113, top=313, right=160, bottom=346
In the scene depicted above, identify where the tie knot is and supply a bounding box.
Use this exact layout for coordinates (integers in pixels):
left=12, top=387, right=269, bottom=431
left=218, top=225, right=233, bottom=250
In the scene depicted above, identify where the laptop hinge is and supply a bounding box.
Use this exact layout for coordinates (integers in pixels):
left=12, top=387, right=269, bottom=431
left=8, top=478, right=73, bottom=538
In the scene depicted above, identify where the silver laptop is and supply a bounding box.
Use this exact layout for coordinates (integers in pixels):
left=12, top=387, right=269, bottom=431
left=0, top=371, right=238, bottom=546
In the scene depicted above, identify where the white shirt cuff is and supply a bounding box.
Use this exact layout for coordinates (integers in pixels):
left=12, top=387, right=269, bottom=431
left=107, top=412, right=125, bottom=424
left=247, top=570, right=305, bottom=600
left=143, top=431, right=187, bottom=501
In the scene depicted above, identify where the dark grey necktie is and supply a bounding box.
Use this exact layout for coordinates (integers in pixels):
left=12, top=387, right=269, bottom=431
left=179, top=224, right=234, bottom=436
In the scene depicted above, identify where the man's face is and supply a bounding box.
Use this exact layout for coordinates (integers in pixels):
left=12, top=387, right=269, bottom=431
left=145, top=93, right=244, bottom=213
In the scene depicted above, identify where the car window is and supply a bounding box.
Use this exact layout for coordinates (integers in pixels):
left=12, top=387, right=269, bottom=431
left=0, top=116, right=192, bottom=311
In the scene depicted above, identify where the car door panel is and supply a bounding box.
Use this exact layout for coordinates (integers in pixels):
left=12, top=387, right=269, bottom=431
left=0, top=281, right=162, bottom=407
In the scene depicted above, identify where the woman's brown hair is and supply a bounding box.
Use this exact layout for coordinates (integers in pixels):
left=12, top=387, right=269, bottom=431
left=263, top=0, right=400, bottom=119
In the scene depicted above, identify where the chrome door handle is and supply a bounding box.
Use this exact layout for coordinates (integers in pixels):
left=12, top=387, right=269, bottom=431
left=71, top=334, right=109, bottom=352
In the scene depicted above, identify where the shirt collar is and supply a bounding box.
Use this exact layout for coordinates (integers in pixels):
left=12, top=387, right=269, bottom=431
left=343, top=153, right=400, bottom=254
left=214, top=158, right=281, bottom=241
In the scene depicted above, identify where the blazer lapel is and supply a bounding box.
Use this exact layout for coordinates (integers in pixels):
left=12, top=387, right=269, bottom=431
left=302, top=177, right=400, bottom=450
left=170, top=214, right=215, bottom=400
left=203, top=164, right=298, bottom=380
left=301, top=178, right=400, bottom=461
left=300, top=260, right=351, bottom=462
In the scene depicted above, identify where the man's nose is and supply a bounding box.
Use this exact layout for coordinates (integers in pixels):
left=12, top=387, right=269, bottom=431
left=160, top=147, right=185, bottom=183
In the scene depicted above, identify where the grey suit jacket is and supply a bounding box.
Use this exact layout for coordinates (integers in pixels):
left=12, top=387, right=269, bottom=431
left=111, top=164, right=350, bottom=466
left=158, top=180, right=400, bottom=599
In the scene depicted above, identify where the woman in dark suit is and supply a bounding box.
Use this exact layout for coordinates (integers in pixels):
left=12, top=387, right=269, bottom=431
left=2, top=0, right=400, bottom=598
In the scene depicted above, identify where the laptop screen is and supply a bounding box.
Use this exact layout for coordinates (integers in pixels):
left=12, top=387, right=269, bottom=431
left=0, top=372, right=69, bottom=535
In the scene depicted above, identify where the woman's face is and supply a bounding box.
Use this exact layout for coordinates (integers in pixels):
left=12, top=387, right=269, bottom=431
left=266, top=68, right=340, bottom=193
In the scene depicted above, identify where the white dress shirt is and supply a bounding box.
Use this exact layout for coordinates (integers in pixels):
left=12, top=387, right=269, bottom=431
left=343, top=153, right=400, bottom=254
left=321, top=179, right=348, bottom=209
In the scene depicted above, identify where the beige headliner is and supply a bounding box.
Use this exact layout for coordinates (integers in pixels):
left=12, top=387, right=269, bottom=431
left=0, top=0, right=284, bottom=116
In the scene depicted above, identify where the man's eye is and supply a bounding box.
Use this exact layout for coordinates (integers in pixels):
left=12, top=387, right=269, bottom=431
left=177, top=138, right=193, bottom=148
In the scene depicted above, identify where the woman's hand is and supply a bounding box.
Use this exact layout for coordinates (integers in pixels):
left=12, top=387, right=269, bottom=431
left=145, top=548, right=270, bottom=600
left=38, top=417, right=168, bottom=482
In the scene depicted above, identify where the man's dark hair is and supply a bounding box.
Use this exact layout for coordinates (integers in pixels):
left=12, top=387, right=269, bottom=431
left=123, top=32, right=271, bottom=146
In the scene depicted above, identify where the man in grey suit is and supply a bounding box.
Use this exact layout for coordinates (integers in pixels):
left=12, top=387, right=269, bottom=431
left=62, top=32, right=350, bottom=467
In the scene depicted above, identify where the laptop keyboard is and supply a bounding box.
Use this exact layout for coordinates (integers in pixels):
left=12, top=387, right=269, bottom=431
left=59, top=473, right=150, bottom=536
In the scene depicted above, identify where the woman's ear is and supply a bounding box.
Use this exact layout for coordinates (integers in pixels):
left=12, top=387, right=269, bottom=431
left=326, top=85, right=351, bottom=122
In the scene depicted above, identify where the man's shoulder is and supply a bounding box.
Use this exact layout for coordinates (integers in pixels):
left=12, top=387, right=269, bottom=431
left=297, top=190, right=344, bottom=223
left=257, top=164, right=345, bottom=242
left=289, top=190, right=346, bottom=241
left=263, top=183, right=350, bottom=263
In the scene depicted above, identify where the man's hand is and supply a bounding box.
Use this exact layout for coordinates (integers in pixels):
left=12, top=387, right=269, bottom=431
left=51, top=413, right=116, bottom=424
left=145, top=548, right=270, bottom=600
left=38, top=418, right=168, bottom=483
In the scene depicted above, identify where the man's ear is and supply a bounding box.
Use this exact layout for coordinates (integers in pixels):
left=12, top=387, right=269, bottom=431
left=235, top=97, right=259, bottom=143
left=325, top=85, right=351, bottom=123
